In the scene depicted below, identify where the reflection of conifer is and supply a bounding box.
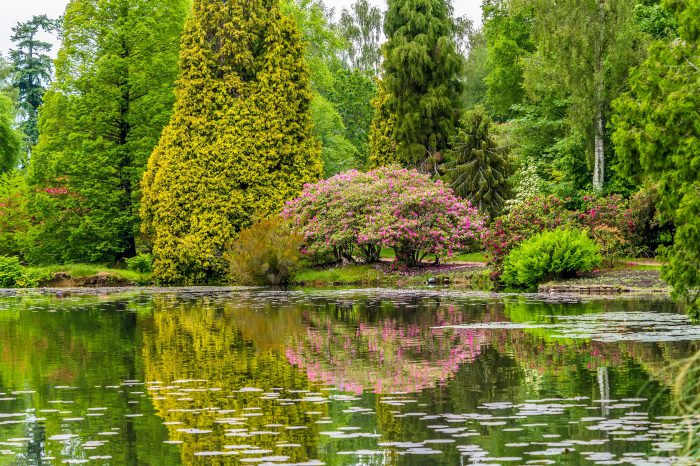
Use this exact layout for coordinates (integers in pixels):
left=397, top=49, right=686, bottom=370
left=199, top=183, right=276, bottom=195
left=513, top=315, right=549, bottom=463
left=141, top=0, right=322, bottom=284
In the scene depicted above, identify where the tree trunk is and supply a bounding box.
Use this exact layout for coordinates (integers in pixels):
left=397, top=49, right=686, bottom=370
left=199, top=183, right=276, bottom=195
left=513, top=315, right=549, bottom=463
left=593, top=108, right=605, bottom=192
left=593, top=0, right=606, bottom=193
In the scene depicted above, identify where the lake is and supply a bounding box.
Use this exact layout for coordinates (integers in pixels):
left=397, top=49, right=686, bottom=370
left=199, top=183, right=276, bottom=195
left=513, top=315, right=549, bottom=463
left=0, top=289, right=698, bottom=465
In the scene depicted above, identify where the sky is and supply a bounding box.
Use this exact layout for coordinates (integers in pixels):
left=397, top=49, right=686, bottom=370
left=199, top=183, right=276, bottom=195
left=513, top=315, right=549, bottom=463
left=0, top=0, right=482, bottom=56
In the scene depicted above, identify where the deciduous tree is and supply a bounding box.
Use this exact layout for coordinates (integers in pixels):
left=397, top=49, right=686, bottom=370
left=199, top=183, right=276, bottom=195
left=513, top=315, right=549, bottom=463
left=26, top=0, right=188, bottom=264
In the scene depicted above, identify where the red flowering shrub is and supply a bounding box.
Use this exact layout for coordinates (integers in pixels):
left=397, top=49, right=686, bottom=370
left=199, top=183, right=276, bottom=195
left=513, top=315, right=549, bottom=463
left=283, top=167, right=485, bottom=266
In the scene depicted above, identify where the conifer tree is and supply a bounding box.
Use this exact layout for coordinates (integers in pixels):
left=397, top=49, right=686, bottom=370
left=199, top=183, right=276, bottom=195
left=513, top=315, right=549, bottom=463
left=141, top=0, right=322, bottom=284
left=26, top=0, right=188, bottom=264
left=443, top=105, right=512, bottom=219
left=10, top=15, right=59, bottom=149
left=368, top=79, right=399, bottom=168
left=382, top=0, right=463, bottom=172
left=612, top=0, right=699, bottom=315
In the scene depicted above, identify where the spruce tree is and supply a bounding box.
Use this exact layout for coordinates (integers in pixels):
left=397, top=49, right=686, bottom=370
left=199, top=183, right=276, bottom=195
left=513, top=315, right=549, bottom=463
left=382, top=0, right=463, bottom=172
left=443, top=105, right=512, bottom=219
left=26, top=0, right=188, bottom=264
left=10, top=15, right=59, bottom=149
left=141, top=0, right=322, bottom=284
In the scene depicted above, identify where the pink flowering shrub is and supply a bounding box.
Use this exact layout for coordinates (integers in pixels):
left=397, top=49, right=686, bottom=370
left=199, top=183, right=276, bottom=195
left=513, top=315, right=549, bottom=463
left=484, top=192, right=663, bottom=277
left=283, top=166, right=485, bottom=266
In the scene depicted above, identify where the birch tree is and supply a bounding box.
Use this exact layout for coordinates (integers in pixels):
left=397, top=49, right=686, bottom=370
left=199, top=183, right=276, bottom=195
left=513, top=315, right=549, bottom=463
left=521, top=0, right=645, bottom=191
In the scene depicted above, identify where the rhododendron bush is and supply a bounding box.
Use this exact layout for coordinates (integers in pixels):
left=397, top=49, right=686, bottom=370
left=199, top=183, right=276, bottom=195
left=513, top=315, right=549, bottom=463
left=483, top=192, right=664, bottom=276
left=283, top=167, right=484, bottom=266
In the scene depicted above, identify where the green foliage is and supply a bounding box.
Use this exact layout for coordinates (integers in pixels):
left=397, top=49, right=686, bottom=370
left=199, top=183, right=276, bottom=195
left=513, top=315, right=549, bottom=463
left=141, top=0, right=322, bottom=284
left=482, top=0, right=533, bottom=120
left=227, top=217, right=303, bottom=286
left=461, top=30, right=489, bottom=110
left=311, top=95, right=359, bottom=177
left=0, top=55, right=21, bottom=172
left=521, top=0, right=647, bottom=191
left=0, top=171, right=30, bottom=258
left=282, top=0, right=344, bottom=96
left=501, top=228, right=602, bottom=290
left=284, top=1, right=370, bottom=169
left=326, top=63, right=377, bottom=166
left=633, top=3, right=677, bottom=38
left=125, top=253, right=153, bottom=274
left=26, top=0, right=188, bottom=265
left=382, top=0, right=464, bottom=171
left=0, top=255, right=51, bottom=288
left=9, top=15, right=59, bottom=149
left=612, top=0, right=699, bottom=316
left=507, top=97, right=590, bottom=198
left=337, top=0, right=383, bottom=75
left=0, top=255, right=25, bottom=287
left=368, top=79, right=399, bottom=168
left=0, top=90, right=21, bottom=174
left=444, top=105, right=512, bottom=218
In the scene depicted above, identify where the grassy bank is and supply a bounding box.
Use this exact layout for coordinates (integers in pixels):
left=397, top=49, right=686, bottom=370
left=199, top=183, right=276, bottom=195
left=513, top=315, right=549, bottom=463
left=24, top=264, right=152, bottom=287
left=294, top=262, right=491, bottom=289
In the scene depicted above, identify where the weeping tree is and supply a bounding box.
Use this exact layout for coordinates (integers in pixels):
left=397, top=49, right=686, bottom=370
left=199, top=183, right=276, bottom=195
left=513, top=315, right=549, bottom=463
left=141, top=0, right=322, bottom=284
left=443, top=105, right=512, bottom=219
left=382, top=0, right=463, bottom=173
left=337, top=0, right=383, bottom=75
left=521, top=0, right=646, bottom=192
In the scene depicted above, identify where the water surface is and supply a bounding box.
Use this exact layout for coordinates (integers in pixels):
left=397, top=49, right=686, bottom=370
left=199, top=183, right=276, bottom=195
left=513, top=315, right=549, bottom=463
left=0, top=289, right=697, bottom=465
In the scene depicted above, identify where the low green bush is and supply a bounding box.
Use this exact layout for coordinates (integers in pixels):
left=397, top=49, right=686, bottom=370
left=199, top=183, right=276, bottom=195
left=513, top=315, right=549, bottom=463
left=226, top=217, right=303, bottom=286
left=125, top=253, right=153, bottom=273
left=0, top=255, right=51, bottom=288
left=501, top=229, right=602, bottom=290
left=0, top=255, right=25, bottom=287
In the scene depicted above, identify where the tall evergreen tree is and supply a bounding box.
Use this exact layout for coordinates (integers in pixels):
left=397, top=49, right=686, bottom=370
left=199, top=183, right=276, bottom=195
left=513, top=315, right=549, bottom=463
left=10, top=15, right=59, bottom=150
left=612, top=0, right=699, bottom=315
left=382, top=0, right=464, bottom=173
left=141, top=0, right=322, bottom=284
left=443, top=105, right=512, bottom=218
left=26, top=0, right=188, bottom=264
left=338, top=0, right=383, bottom=75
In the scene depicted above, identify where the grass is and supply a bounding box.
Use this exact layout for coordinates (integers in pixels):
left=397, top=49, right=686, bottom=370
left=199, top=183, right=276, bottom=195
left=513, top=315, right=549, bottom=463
left=378, top=249, right=488, bottom=263
left=295, top=264, right=385, bottom=286
left=25, top=263, right=153, bottom=285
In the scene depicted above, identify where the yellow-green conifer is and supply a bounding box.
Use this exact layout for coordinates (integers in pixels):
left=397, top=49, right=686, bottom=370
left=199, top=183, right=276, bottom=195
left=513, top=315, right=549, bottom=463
left=141, top=0, right=322, bottom=284
left=368, top=79, right=399, bottom=169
